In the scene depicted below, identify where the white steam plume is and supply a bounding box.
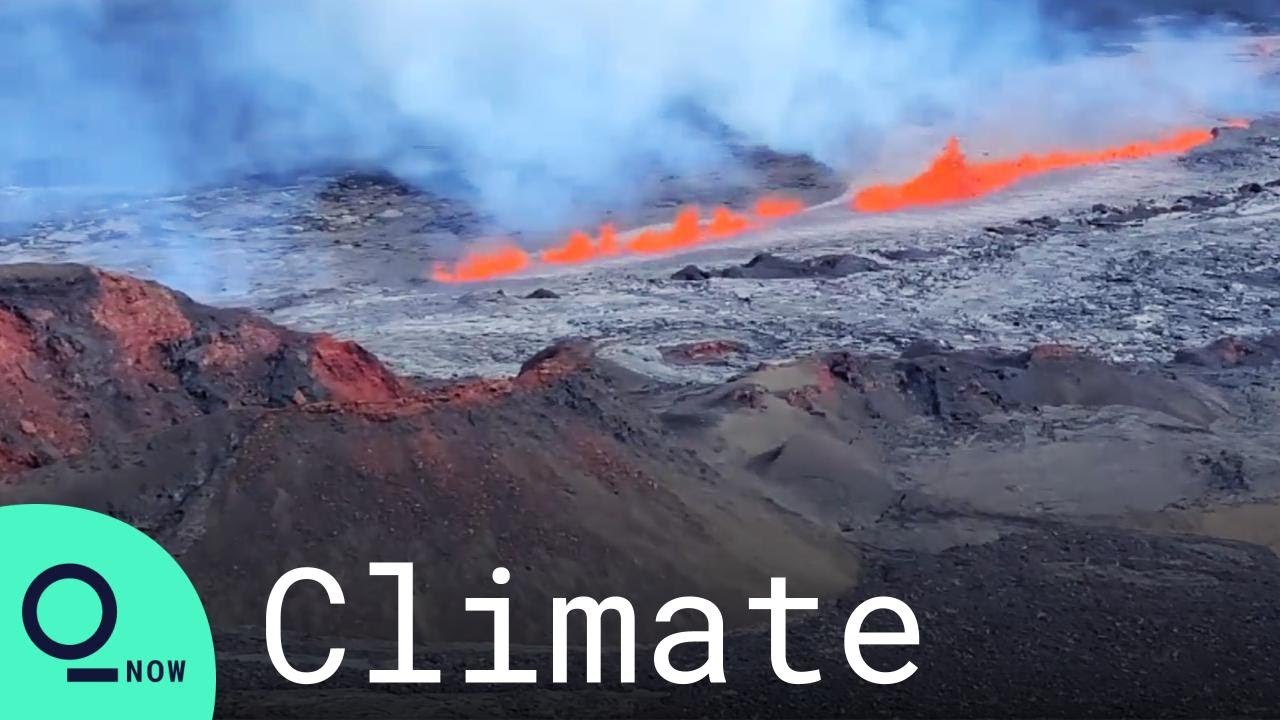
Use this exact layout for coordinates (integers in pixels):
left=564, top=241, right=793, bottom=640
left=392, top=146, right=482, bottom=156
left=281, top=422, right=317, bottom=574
left=0, top=0, right=1272, bottom=231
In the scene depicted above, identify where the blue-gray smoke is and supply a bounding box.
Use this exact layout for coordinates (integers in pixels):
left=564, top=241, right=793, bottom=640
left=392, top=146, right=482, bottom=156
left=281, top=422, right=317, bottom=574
left=0, top=0, right=1271, bottom=230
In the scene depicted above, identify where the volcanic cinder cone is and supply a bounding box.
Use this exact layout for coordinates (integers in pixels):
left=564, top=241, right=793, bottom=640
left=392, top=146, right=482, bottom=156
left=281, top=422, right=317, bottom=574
left=0, top=264, right=855, bottom=643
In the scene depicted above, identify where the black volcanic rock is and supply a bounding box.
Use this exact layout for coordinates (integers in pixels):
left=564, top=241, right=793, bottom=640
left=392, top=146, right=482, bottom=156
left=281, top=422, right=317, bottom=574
left=670, top=264, right=712, bottom=281
left=878, top=247, right=950, bottom=262
left=671, top=252, right=885, bottom=281
left=1174, top=334, right=1280, bottom=368
left=724, top=252, right=885, bottom=279
left=660, top=339, right=749, bottom=366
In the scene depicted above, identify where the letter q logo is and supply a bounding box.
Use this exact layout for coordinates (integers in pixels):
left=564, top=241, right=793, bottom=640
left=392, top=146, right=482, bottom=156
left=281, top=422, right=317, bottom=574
left=0, top=504, right=216, bottom=718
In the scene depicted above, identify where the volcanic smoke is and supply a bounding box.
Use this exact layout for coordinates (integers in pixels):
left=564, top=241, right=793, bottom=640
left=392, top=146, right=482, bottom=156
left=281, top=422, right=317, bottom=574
left=852, top=126, right=1233, bottom=213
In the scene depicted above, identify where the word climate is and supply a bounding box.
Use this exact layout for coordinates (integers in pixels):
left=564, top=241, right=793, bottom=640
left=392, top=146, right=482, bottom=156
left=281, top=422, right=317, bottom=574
left=266, top=565, right=919, bottom=687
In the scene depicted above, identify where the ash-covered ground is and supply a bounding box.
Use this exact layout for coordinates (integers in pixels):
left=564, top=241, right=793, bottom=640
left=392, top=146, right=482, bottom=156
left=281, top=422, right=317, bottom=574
left=2, top=19, right=1280, bottom=720
left=6, top=119, right=1279, bottom=382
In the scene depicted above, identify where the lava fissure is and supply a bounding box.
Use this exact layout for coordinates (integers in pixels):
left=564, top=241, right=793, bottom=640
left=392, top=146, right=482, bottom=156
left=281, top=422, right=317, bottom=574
left=433, top=124, right=1244, bottom=283
left=852, top=125, right=1237, bottom=213
left=431, top=194, right=804, bottom=283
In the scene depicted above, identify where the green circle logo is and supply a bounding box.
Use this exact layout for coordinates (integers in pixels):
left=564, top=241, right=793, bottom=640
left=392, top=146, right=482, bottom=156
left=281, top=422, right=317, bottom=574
left=0, top=504, right=215, bottom=718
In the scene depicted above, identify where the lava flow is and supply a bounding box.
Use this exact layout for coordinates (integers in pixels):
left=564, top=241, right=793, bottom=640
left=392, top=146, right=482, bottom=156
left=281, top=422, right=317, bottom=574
left=430, top=245, right=531, bottom=283
left=433, top=123, right=1244, bottom=282
left=852, top=126, right=1226, bottom=213
left=431, top=195, right=803, bottom=283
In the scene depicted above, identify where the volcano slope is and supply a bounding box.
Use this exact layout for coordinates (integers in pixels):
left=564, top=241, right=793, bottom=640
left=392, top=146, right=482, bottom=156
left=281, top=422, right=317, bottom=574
left=3, top=265, right=1280, bottom=717
left=0, top=264, right=855, bottom=645
left=202, top=332, right=1280, bottom=719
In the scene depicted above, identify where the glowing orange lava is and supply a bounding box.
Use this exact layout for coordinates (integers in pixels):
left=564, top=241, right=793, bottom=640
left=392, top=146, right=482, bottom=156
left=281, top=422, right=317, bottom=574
left=707, top=206, right=751, bottom=237
left=540, top=224, right=621, bottom=265
left=753, top=196, right=805, bottom=218
left=852, top=127, right=1222, bottom=213
left=540, top=231, right=593, bottom=265
left=431, top=244, right=530, bottom=283
left=433, top=122, right=1240, bottom=283
left=627, top=206, right=702, bottom=254
left=433, top=194, right=805, bottom=282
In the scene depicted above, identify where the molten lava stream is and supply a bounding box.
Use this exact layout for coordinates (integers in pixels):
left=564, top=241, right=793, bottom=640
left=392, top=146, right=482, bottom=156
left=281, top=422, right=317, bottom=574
left=430, top=244, right=531, bottom=283
left=852, top=126, right=1222, bottom=214
left=753, top=196, right=805, bottom=218
left=433, top=194, right=805, bottom=283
